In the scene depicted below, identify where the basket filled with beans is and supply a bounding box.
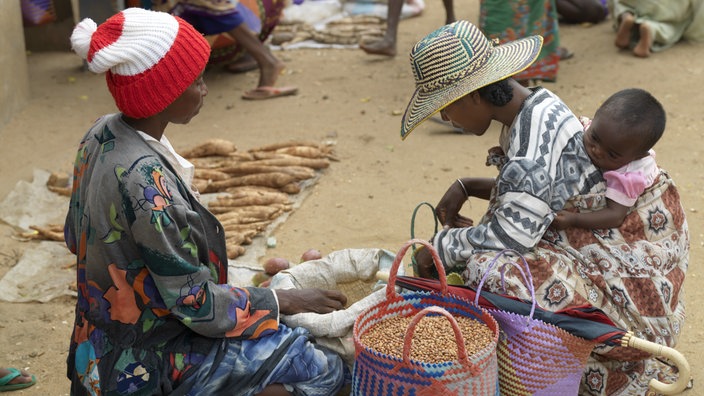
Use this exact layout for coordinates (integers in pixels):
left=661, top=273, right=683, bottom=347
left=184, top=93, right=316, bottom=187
left=352, top=239, right=500, bottom=396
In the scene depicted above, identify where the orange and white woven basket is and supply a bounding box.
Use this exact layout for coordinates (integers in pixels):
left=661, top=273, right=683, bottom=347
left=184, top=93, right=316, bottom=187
left=352, top=239, right=500, bottom=396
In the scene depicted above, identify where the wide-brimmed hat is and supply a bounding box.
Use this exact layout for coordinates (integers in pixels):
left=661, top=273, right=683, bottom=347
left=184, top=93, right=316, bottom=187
left=401, top=20, right=543, bottom=139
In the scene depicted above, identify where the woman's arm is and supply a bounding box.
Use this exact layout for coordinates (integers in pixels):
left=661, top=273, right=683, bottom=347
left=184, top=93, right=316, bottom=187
left=435, top=177, right=495, bottom=228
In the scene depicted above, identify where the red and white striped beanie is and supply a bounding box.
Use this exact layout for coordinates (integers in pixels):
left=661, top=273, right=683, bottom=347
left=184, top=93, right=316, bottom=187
left=70, top=8, right=210, bottom=119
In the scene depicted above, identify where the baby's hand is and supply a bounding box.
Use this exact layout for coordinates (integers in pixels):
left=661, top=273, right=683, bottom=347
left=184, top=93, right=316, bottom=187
left=486, top=146, right=506, bottom=167
left=551, top=211, right=573, bottom=230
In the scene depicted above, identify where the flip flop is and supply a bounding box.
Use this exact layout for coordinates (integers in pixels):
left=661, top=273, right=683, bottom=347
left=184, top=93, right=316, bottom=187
left=0, top=368, right=36, bottom=392
left=242, top=86, right=298, bottom=100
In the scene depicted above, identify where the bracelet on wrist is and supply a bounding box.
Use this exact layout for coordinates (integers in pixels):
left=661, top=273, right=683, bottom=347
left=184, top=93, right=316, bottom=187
left=456, top=178, right=469, bottom=199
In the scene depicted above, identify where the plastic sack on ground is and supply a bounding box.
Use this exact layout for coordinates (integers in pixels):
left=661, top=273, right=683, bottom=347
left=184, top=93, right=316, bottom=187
left=269, top=247, right=404, bottom=364
left=0, top=241, right=75, bottom=302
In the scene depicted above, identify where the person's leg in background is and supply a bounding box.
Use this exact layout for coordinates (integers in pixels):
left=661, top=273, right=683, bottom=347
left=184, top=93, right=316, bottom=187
left=360, top=0, right=457, bottom=56
left=227, top=24, right=286, bottom=89
left=359, top=0, right=404, bottom=56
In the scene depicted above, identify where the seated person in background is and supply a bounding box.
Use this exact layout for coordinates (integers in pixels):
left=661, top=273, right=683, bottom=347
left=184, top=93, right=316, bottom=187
left=551, top=88, right=664, bottom=230
left=612, top=0, right=704, bottom=57
left=66, top=8, right=346, bottom=395
left=556, top=0, right=608, bottom=24
left=151, top=0, right=299, bottom=100
left=403, top=21, right=688, bottom=395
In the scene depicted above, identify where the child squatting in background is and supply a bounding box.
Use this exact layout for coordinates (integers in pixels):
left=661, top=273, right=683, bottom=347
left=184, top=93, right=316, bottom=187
left=551, top=88, right=665, bottom=230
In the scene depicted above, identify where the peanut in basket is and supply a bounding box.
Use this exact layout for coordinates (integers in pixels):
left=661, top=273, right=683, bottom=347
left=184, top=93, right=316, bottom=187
left=359, top=314, right=494, bottom=363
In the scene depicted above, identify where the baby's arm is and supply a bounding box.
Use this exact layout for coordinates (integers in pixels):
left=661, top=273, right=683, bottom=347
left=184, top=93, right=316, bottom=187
left=551, top=198, right=630, bottom=230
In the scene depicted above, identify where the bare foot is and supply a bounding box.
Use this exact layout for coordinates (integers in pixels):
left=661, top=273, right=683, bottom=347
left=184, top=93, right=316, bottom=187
left=359, top=38, right=397, bottom=57
left=258, top=58, right=286, bottom=88
left=633, top=22, right=653, bottom=57
left=615, top=12, right=635, bottom=49
left=225, top=54, right=257, bottom=74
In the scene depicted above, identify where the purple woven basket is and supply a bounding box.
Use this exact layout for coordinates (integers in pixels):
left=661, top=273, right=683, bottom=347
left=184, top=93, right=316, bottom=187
left=475, top=250, right=595, bottom=396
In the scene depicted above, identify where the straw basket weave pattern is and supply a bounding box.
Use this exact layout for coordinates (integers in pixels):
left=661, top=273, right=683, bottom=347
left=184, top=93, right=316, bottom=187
left=476, top=250, right=595, bottom=396
left=401, top=20, right=543, bottom=138
left=352, top=239, right=500, bottom=396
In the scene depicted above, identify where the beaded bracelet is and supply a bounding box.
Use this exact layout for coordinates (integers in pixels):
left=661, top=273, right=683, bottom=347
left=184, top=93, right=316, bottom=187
left=456, top=178, right=469, bottom=199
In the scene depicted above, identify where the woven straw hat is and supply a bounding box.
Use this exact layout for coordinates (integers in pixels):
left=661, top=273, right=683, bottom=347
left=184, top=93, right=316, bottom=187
left=401, top=20, right=543, bottom=139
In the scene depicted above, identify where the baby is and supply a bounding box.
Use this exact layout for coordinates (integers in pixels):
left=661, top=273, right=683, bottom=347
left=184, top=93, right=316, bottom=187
left=551, top=88, right=665, bottom=230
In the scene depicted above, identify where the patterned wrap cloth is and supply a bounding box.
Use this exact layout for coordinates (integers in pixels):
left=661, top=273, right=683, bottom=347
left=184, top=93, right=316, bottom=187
left=461, top=171, right=688, bottom=395
left=479, top=0, right=560, bottom=82
left=430, top=86, right=689, bottom=394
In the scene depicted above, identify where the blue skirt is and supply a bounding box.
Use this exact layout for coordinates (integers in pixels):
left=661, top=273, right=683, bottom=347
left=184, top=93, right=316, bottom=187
left=183, top=325, right=347, bottom=396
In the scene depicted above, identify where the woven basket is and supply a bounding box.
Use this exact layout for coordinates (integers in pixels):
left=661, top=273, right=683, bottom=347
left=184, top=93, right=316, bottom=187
left=352, top=239, right=500, bottom=396
left=476, top=250, right=595, bottom=396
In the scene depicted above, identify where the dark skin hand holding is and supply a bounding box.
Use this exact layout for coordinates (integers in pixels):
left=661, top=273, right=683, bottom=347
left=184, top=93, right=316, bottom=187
left=415, top=177, right=495, bottom=278
left=275, top=288, right=347, bottom=315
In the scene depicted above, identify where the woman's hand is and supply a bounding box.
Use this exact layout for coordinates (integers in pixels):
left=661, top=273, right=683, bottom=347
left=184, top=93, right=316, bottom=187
left=414, top=246, right=436, bottom=279
left=274, top=288, right=347, bottom=315
left=436, top=178, right=494, bottom=228
left=435, top=180, right=473, bottom=228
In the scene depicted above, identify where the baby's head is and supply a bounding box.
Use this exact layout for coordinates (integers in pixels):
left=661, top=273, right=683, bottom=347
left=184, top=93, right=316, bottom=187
left=584, top=88, right=665, bottom=171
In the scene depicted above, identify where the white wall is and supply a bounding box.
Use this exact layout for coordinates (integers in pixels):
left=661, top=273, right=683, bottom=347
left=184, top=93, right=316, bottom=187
left=0, top=1, right=30, bottom=130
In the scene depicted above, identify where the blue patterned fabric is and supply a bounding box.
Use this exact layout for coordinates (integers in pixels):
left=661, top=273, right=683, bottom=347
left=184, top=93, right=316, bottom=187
left=184, top=325, right=346, bottom=396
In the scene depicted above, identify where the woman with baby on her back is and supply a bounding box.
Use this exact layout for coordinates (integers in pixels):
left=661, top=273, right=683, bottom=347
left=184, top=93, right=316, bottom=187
left=405, top=20, right=689, bottom=395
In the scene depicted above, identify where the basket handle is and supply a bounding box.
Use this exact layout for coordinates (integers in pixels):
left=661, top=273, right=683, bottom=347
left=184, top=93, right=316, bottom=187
left=401, top=306, right=478, bottom=374
left=620, top=332, right=691, bottom=395
left=474, top=249, right=537, bottom=320
left=387, top=239, right=447, bottom=300
left=410, top=202, right=439, bottom=273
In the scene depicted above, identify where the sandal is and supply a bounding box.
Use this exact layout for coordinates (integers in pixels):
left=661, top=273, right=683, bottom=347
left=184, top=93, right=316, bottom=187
left=0, top=368, right=36, bottom=392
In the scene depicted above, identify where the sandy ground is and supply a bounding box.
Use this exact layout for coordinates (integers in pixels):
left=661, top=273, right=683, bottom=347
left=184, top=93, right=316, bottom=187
left=0, top=2, right=703, bottom=394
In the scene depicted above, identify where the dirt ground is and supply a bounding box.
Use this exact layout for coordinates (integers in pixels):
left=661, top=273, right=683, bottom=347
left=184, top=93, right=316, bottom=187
left=0, top=2, right=702, bottom=394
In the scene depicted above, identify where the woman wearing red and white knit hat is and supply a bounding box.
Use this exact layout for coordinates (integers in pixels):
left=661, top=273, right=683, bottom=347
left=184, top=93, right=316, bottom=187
left=66, top=8, right=347, bottom=396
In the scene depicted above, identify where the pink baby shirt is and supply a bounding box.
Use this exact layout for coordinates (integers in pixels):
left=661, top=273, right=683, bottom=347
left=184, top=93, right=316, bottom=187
left=604, top=149, right=659, bottom=207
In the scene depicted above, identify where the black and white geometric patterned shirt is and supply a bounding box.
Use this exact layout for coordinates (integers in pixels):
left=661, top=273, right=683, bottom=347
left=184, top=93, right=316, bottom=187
left=433, top=87, right=604, bottom=267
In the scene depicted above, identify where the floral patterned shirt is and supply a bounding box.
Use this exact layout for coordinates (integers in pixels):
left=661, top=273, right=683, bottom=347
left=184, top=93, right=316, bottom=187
left=64, top=114, right=279, bottom=394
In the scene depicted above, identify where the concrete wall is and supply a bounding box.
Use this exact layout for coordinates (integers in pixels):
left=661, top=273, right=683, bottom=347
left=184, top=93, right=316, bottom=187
left=0, top=1, right=30, bottom=130
left=0, top=0, right=128, bottom=130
